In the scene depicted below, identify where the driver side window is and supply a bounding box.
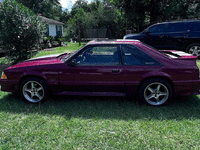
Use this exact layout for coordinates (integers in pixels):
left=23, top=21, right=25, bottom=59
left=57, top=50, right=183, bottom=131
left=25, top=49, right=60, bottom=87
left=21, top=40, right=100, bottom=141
left=148, top=24, right=166, bottom=33
left=73, top=45, right=120, bottom=66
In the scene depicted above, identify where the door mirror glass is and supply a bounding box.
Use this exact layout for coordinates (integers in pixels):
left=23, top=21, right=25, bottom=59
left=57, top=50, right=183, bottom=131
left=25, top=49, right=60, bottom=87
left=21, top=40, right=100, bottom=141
left=67, top=59, right=76, bottom=67
left=145, top=30, right=151, bottom=35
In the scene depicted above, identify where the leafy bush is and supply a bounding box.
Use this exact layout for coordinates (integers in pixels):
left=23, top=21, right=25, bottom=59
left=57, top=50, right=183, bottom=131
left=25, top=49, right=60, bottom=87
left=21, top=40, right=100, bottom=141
left=0, top=0, right=46, bottom=64
left=46, top=36, right=54, bottom=42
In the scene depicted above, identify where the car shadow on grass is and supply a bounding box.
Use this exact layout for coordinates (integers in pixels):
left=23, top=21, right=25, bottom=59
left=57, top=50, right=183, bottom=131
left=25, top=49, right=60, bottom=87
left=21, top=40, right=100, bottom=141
left=0, top=92, right=200, bottom=120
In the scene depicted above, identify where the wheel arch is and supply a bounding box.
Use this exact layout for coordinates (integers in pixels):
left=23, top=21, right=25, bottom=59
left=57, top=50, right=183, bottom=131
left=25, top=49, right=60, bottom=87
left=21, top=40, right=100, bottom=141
left=185, top=41, right=200, bottom=51
left=19, top=75, right=49, bottom=90
left=137, top=76, right=174, bottom=95
left=19, top=75, right=50, bottom=103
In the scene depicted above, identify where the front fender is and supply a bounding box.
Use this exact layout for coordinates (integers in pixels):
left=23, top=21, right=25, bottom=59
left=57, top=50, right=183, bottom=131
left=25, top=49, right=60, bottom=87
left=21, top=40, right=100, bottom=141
left=21, top=71, right=47, bottom=80
left=20, top=70, right=62, bottom=94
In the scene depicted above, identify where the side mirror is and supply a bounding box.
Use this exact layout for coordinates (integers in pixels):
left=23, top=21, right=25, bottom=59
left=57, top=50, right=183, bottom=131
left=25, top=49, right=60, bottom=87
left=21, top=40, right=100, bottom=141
left=67, top=59, right=76, bottom=67
left=145, top=30, right=151, bottom=36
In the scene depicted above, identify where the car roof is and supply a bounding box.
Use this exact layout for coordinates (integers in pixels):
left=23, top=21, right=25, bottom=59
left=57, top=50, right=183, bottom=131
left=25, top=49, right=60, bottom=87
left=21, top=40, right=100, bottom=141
left=87, top=39, right=141, bottom=45
left=155, top=19, right=200, bottom=25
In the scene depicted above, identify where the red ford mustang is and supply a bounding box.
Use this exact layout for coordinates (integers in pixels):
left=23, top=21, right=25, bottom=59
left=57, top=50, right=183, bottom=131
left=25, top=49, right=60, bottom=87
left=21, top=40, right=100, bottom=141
left=1, top=39, right=200, bottom=106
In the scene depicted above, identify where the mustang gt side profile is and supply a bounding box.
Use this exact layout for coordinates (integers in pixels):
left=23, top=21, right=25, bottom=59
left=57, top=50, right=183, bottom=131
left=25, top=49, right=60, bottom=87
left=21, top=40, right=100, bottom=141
left=1, top=39, right=200, bottom=106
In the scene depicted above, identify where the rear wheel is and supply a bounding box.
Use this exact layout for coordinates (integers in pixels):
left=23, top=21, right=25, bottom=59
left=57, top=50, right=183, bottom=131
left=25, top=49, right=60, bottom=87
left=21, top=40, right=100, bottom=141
left=186, top=43, right=200, bottom=56
left=139, top=79, right=172, bottom=106
left=20, top=77, right=49, bottom=103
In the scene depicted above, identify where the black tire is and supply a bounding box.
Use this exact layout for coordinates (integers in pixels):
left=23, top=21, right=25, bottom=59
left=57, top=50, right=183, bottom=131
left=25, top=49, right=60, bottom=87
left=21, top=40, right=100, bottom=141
left=139, top=79, right=172, bottom=106
left=20, top=77, right=49, bottom=103
left=186, top=43, right=200, bottom=56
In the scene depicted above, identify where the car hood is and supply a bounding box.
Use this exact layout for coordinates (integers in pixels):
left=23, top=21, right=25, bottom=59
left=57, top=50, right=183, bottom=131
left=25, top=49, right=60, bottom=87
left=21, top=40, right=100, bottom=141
left=28, top=53, right=62, bottom=61
left=7, top=54, right=64, bottom=69
left=123, top=33, right=142, bottom=39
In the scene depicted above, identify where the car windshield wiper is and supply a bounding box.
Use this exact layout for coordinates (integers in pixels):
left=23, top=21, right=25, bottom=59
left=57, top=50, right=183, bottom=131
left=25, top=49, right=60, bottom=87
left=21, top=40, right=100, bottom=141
left=62, top=52, right=75, bottom=62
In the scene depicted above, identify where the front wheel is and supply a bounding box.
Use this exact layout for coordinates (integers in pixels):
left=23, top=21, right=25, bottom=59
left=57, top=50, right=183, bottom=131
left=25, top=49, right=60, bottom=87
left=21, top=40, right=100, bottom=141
left=139, top=79, right=172, bottom=106
left=20, top=77, right=49, bottom=103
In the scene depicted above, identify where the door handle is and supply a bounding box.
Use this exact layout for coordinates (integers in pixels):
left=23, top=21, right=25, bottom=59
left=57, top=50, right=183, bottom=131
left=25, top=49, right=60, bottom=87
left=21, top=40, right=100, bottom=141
left=112, top=69, right=121, bottom=73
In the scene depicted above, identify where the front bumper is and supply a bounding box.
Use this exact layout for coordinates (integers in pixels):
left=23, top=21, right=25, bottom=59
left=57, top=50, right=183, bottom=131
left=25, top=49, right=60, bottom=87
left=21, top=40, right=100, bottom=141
left=0, top=79, right=19, bottom=92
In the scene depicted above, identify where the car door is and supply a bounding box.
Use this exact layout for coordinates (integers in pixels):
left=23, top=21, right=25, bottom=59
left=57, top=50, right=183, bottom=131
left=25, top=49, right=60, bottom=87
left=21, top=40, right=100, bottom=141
left=164, top=22, right=189, bottom=49
left=59, top=44, right=126, bottom=93
left=144, top=24, right=167, bottom=49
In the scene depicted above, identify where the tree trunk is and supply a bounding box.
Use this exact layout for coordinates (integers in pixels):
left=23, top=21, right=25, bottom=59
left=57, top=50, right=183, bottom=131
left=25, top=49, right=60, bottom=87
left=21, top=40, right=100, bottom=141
left=149, top=0, right=159, bottom=25
left=78, top=22, right=81, bottom=46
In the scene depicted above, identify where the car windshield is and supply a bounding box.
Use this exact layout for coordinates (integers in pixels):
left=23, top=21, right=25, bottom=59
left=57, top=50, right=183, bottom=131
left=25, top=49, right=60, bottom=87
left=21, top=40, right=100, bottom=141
left=60, top=48, right=83, bottom=62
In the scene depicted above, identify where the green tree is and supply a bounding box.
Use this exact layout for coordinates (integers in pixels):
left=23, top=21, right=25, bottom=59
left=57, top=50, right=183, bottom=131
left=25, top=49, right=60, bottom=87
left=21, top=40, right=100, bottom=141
left=15, top=0, right=62, bottom=20
left=66, top=0, right=123, bottom=40
left=162, top=0, right=200, bottom=21
left=60, top=9, right=71, bottom=25
left=111, top=0, right=200, bottom=33
left=110, top=0, right=146, bottom=32
left=71, top=0, right=90, bottom=16
left=0, top=0, right=46, bottom=63
left=86, top=0, right=124, bottom=38
left=67, top=8, right=85, bottom=45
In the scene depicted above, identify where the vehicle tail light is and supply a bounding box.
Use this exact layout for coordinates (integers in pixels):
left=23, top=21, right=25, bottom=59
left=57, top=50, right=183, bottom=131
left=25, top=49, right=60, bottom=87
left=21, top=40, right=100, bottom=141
left=1, top=72, right=7, bottom=79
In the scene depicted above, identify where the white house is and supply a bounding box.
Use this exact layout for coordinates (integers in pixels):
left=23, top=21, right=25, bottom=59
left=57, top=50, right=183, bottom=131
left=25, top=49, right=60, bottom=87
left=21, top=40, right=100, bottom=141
left=39, top=16, right=64, bottom=38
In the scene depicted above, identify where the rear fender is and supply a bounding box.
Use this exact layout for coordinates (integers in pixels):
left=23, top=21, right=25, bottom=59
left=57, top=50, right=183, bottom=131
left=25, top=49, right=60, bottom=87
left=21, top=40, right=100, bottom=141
left=126, top=72, right=173, bottom=96
left=140, top=71, right=173, bottom=81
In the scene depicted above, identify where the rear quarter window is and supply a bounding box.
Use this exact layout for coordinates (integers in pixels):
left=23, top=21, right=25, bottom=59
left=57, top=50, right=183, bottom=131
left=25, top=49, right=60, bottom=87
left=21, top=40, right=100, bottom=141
left=166, top=22, right=187, bottom=32
left=121, top=44, right=162, bottom=66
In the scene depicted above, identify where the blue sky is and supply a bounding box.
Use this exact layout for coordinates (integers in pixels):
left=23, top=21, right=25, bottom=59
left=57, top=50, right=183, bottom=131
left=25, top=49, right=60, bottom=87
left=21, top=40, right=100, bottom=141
left=59, top=0, right=93, bottom=11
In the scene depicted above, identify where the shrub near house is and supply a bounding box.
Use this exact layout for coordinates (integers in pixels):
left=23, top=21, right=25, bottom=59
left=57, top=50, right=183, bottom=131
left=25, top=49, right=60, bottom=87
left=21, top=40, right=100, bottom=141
left=0, top=0, right=45, bottom=63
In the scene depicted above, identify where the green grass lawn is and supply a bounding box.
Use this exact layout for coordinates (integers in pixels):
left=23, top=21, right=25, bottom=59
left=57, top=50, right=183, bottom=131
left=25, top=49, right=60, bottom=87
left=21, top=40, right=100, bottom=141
left=33, top=43, right=85, bottom=58
left=0, top=45, right=200, bottom=149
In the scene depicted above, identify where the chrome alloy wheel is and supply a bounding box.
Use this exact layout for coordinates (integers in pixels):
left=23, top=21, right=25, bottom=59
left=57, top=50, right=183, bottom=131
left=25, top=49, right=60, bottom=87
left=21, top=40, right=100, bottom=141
left=144, top=82, right=169, bottom=106
left=22, top=81, right=44, bottom=103
left=188, top=45, right=200, bottom=56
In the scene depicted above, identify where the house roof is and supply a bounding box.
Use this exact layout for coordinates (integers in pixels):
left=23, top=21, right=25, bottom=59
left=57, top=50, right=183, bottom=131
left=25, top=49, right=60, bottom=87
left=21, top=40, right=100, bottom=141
left=39, top=16, right=64, bottom=25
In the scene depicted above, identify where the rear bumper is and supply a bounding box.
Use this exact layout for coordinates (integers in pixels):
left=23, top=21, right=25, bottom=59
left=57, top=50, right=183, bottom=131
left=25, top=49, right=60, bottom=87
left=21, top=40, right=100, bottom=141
left=173, top=79, right=200, bottom=96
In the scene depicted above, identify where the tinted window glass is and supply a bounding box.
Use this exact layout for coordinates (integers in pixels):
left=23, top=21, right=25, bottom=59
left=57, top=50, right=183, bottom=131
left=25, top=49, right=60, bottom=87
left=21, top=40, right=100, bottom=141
left=121, top=44, right=160, bottom=66
left=148, top=24, right=166, bottom=33
left=166, top=23, right=187, bottom=32
left=74, top=45, right=119, bottom=66
left=188, top=22, right=200, bottom=31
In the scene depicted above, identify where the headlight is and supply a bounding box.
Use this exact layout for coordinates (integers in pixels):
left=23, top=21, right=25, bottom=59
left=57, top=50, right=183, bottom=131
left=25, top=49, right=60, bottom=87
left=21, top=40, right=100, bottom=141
left=1, top=72, right=7, bottom=79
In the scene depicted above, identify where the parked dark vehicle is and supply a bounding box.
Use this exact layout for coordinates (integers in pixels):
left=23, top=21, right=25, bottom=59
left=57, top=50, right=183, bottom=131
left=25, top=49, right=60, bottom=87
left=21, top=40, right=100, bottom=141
left=1, top=39, right=200, bottom=106
left=124, top=20, right=200, bottom=56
